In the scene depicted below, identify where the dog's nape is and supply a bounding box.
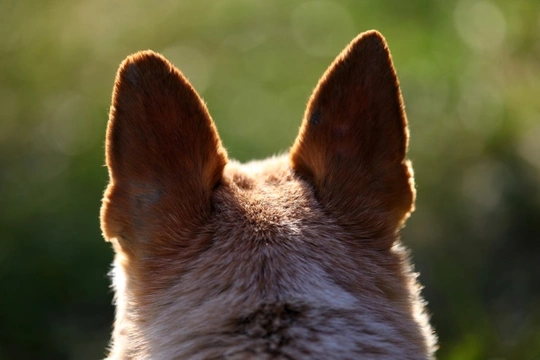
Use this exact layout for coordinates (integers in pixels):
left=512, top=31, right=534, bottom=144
left=101, top=30, right=437, bottom=359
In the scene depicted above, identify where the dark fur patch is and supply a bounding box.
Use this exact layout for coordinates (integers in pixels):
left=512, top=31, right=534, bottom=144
left=232, top=303, right=306, bottom=355
left=309, top=110, right=321, bottom=126
left=123, top=61, right=141, bottom=85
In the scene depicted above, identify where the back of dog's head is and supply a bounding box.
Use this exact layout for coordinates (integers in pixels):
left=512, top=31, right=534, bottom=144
left=101, top=30, right=436, bottom=359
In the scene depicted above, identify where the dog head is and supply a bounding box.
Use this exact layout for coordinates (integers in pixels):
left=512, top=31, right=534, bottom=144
left=101, top=30, right=436, bottom=359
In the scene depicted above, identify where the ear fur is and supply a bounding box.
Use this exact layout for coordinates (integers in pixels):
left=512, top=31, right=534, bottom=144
left=101, top=51, right=227, bottom=252
left=290, top=30, right=414, bottom=242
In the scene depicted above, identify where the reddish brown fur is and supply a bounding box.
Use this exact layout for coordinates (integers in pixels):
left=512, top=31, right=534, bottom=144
left=101, top=30, right=436, bottom=359
left=291, top=33, right=414, bottom=244
left=102, top=52, right=227, bottom=258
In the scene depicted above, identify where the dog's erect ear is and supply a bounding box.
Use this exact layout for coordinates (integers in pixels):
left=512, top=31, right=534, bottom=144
left=101, top=51, right=227, bottom=250
left=290, top=31, right=414, bottom=244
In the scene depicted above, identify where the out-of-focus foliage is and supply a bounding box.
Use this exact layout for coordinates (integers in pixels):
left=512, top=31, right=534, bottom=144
left=0, top=0, right=539, bottom=359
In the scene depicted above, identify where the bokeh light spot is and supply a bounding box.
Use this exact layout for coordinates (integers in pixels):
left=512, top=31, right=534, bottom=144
left=455, top=0, right=507, bottom=53
left=291, top=0, right=355, bottom=57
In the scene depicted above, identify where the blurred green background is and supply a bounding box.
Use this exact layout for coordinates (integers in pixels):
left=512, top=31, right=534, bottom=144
left=1, top=0, right=539, bottom=359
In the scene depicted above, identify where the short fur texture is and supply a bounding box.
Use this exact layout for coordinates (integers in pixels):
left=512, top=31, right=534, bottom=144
left=101, top=30, right=437, bottom=359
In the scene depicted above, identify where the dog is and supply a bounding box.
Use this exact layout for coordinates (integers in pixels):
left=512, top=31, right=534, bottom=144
left=100, top=30, right=437, bottom=359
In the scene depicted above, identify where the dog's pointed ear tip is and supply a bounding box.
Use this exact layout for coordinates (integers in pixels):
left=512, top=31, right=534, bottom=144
left=116, top=50, right=173, bottom=85
left=349, top=30, right=389, bottom=52
left=360, top=29, right=386, bottom=40
left=121, top=50, right=168, bottom=68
